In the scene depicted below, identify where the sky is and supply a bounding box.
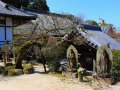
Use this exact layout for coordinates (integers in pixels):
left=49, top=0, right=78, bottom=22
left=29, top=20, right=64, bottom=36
left=46, top=0, right=120, bottom=27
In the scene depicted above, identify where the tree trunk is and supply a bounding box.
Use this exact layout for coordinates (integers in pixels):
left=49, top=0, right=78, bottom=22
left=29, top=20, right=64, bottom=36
left=43, top=63, right=46, bottom=72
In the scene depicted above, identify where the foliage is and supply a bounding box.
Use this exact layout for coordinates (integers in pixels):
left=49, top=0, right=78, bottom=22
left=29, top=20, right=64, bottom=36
left=43, top=43, right=66, bottom=72
left=2, top=65, right=15, bottom=76
left=6, top=65, right=16, bottom=70
left=23, top=64, right=34, bottom=74
left=27, top=0, right=49, bottom=11
left=13, top=34, right=46, bottom=54
left=13, top=34, right=29, bottom=54
left=8, top=69, right=23, bottom=76
left=0, top=47, right=2, bottom=55
left=2, top=64, right=34, bottom=76
left=48, top=61, right=60, bottom=72
left=15, top=41, right=41, bottom=69
left=112, top=50, right=120, bottom=76
left=85, top=20, right=98, bottom=26
left=99, top=23, right=113, bottom=27
left=0, top=66, right=5, bottom=74
left=1, top=0, right=29, bottom=8
left=2, top=0, right=49, bottom=11
left=43, top=44, right=66, bottom=64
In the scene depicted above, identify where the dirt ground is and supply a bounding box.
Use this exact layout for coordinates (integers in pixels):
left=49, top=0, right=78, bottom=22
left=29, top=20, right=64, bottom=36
left=0, top=65, right=120, bottom=90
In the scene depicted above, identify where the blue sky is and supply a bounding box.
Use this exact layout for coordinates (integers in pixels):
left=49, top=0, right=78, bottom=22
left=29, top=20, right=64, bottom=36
left=46, top=0, right=120, bottom=27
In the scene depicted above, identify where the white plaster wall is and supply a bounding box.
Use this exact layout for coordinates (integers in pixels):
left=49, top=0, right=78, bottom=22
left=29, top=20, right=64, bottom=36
left=6, top=17, right=12, bottom=26
left=6, top=17, right=13, bottom=41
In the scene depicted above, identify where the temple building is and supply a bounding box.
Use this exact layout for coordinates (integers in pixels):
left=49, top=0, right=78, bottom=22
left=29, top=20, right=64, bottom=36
left=0, top=1, right=36, bottom=47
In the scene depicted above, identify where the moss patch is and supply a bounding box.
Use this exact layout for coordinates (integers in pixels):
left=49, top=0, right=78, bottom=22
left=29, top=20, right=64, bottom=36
left=8, top=69, right=23, bottom=76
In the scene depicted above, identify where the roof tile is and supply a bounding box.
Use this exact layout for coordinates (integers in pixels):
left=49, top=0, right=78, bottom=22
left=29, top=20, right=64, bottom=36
left=0, top=1, right=36, bottom=19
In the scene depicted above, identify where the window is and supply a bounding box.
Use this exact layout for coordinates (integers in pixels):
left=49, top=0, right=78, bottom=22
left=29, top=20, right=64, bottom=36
left=0, top=16, right=5, bottom=26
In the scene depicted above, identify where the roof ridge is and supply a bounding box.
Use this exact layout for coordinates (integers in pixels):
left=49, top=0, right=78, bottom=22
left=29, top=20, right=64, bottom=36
left=0, top=1, right=6, bottom=7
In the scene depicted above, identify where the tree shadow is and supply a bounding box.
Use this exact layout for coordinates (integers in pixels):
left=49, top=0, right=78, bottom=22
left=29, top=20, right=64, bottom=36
left=34, top=70, right=49, bottom=74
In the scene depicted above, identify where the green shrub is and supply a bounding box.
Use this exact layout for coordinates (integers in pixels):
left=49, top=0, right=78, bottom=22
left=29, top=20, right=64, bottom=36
left=23, top=64, right=34, bottom=74
left=8, top=69, right=16, bottom=76
left=2, top=70, right=8, bottom=76
left=1, top=64, right=34, bottom=76
left=112, top=50, right=120, bottom=76
left=6, top=65, right=16, bottom=71
left=48, top=61, right=60, bottom=72
left=8, top=69, right=23, bottom=76
left=43, top=44, right=65, bottom=73
left=0, top=66, right=5, bottom=74
left=4, top=65, right=23, bottom=76
left=6, top=64, right=34, bottom=75
left=43, top=44, right=66, bottom=64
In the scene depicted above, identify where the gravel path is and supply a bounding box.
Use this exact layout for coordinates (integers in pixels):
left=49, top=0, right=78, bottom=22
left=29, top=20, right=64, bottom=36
left=0, top=65, right=119, bottom=90
left=0, top=73, right=94, bottom=90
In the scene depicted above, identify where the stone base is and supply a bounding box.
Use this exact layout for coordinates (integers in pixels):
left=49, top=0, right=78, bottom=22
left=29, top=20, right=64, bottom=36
left=93, top=77, right=114, bottom=85
left=62, top=71, right=78, bottom=79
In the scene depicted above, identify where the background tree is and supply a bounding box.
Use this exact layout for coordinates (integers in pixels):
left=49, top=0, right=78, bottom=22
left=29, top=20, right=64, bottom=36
left=85, top=20, right=98, bottom=26
left=27, top=0, right=49, bottom=12
left=1, top=0, right=29, bottom=8
left=99, top=23, right=113, bottom=27
left=2, top=0, right=49, bottom=11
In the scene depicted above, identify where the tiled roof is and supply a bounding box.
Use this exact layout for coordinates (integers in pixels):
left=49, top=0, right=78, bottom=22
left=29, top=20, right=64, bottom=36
left=0, top=1, right=36, bottom=19
left=101, top=26, right=112, bottom=33
left=79, top=24, right=120, bottom=50
left=81, top=24, right=102, bottom=31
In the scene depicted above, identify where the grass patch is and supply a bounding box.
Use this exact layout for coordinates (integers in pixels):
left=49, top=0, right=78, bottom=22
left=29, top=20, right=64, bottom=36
left=51, top=73, right=63, bottom=77
left=83, top=76, right=93, bottom=82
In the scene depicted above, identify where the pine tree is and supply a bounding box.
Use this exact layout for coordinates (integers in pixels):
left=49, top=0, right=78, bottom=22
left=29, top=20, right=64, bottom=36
left=1, top=0, right=49, bottom=12
left=1, top=0, right=29, bottom=8
left=27, top=0, right=49, bottom=12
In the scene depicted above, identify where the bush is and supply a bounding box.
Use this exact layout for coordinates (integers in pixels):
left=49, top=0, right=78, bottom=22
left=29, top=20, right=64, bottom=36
left=112, top=50, right=120, bottom=76
left=43, top=44, right=66, bottom=64
left=8, top=69, right=15, bottom=76
left=8, top=69, right=23, bottom=76
left=48, top=61, right=60, bottom=72
left=23, top=64, right=34, bottom=74
left=6, top=65, right=16, bottom=70
left=4, top=65, right=15, bottom=76
left=43, top=44, right=66, bottom=73
left=1, top=64, right=34, bottom=76
left=4, top=65, right=23, bottom=76
left=0, top=66, right=5, bottom=74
